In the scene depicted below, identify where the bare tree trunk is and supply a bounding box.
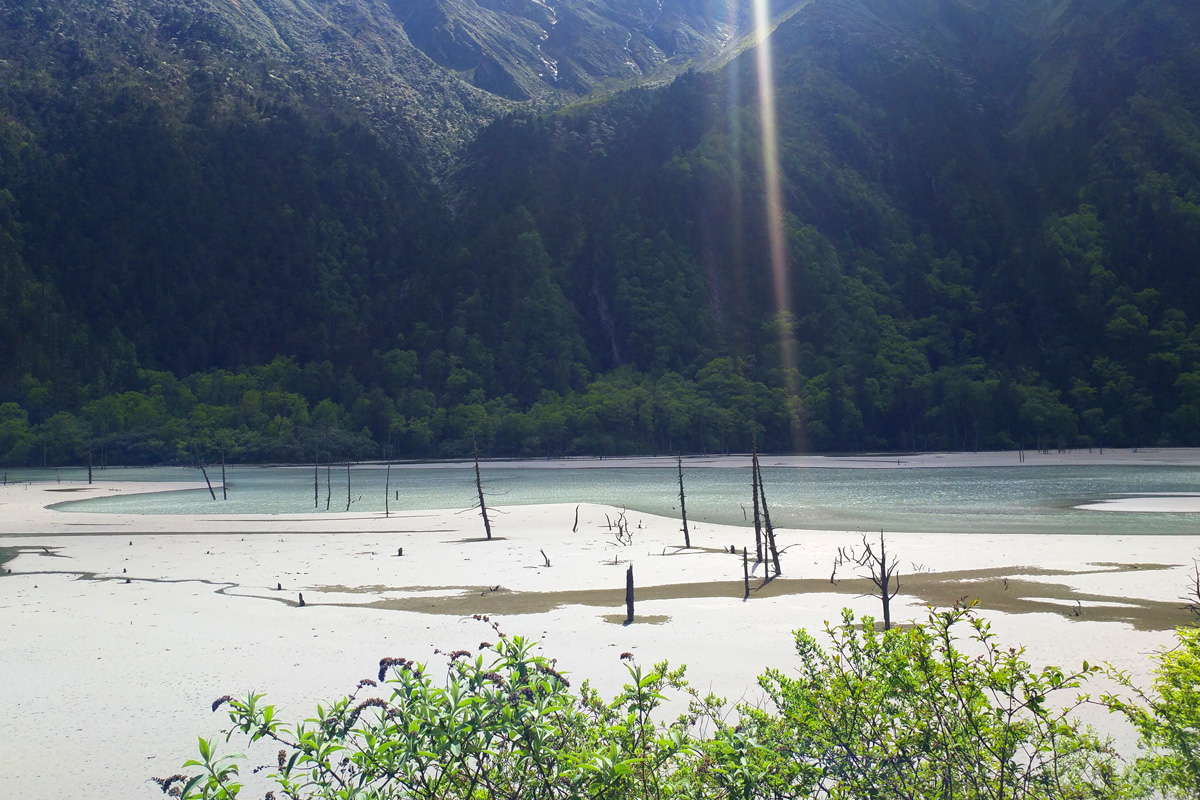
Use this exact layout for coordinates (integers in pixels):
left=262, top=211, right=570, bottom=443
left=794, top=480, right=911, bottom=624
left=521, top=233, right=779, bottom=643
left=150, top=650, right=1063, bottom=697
left=877, top=531, right=893, bottom=630
left=1183, top=559, right=1200, bottom=619
left=832, top=530, right=901, bottom=630
left=220, top=450, right=227, bottom=500
left=314, top=445, right=319, bottom=509
left=474, top=442, right=492, bottom=540
left=87, top=446, right=93, bottom=485
left=346, top=462, right=352, bottom=512
left=758, top=461, right=781, bottom=576
left=199, top=464, right=216, bottom=501
left=384, top=457, right=391, bottom=519
left=677, top=455, right=691, bottom=548
left=751, top=447, right=763, bottom=562
left=743, top=547, right=750, bottom=600
left=625, top=564, right=634, bottom=624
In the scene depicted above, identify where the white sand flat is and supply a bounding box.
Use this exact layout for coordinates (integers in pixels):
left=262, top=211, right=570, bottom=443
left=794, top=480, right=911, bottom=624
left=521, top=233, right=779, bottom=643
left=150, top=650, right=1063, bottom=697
left=2, top=453, right=1198, bottom=798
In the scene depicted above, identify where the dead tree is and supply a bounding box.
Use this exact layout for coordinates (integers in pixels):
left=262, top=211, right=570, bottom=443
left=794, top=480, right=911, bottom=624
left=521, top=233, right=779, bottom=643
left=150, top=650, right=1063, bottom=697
left=220, top=450, right=227, bottom=500
left=325, top=462, right=332, bottom=511
left=756, top=453, right=781, bottom=576
left=751, top=445, right=763, bottom=562
left=1184, top=558, right=1200, bottom=619
left=87, top=446, right=93, bottom=485
left=384, top=457, right=392, bottom=519
left=346, top=463, right=352, bottom=512
left=610, top=509, right=633, bottom=547
left=743, top=547, right=750, bottom=600
left=832, top=530, right=901, bottom=630
left=677, top=455, right=691, bottom=548
left=474, top=442, right=492, bottom=540
left=625, top=564, right=634, bottom=624
left=314, top=445, right=320, bottom=509
left=199, top=463, right=217, bottom=501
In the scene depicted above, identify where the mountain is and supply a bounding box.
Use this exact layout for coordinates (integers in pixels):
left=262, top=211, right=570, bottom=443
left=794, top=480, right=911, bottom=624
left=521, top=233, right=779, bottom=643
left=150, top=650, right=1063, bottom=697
left=391, top=0, right=763, bottom=100
left=0, top=0, right=792, bottom=174
left=451, top=0, right=1200, bottom=450
left=0, top=0, right=516, bottom=174
left=2, top=0, right=1199, bottom=464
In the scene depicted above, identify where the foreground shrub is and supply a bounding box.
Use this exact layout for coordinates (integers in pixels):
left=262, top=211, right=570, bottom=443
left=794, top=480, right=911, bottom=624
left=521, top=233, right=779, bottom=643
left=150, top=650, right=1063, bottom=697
left=742, top=605, right=1125, bottom=799
left=162, top=606, right=1165, bottom=799
left=1106, top=626, right=1200, bottom=799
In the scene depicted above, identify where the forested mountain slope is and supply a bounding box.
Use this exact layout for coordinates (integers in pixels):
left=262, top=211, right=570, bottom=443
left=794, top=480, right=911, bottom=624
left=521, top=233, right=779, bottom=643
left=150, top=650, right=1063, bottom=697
left=453, top=0, right=1200, bottom=452
left=2, top=0, right=1198, bottom=464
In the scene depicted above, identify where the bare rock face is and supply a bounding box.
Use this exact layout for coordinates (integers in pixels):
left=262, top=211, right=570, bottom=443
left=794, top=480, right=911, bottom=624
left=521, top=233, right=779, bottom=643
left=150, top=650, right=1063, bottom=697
left=4, top=0, right=792, bottom=175
left=387, top=0, right=770, bottom=103
left=474, top=54, right=533, bottom=100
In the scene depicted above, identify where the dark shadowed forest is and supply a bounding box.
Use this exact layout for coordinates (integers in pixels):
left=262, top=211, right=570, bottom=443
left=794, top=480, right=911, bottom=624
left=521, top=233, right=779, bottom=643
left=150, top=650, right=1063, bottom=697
left=2, top=0, right=1199, bottom=464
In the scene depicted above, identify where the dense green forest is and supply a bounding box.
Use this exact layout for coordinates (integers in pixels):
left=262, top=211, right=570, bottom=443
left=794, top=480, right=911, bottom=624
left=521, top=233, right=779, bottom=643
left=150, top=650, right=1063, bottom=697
left=2, top=0, right=1200, bottom=465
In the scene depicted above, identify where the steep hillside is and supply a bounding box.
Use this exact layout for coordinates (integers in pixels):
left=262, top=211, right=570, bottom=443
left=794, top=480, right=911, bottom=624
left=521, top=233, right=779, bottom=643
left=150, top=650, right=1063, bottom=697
left=2, top=0, right=1199, bottom=464
left=0, top=0, right=511, bottom=173
left=453, top=0, right=1200, bottom=450
left=391, top=0, right=762, bottom=99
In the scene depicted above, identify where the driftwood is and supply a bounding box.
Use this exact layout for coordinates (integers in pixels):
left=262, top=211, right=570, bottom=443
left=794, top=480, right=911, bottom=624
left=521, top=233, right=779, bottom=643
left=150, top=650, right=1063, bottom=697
left=610, top=509, right=633, bottom=546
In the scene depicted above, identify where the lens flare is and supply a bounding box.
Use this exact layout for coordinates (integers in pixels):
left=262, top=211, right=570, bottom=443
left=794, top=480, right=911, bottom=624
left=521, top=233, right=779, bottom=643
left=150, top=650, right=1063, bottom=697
left=751, top=0, right=803, bottom=448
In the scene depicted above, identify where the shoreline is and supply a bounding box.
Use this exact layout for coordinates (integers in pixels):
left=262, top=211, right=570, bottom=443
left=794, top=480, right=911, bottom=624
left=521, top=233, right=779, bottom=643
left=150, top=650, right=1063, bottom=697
left=3, top=470, right=1200, bottom=798
left=9, top=446, right=1200, bottom=481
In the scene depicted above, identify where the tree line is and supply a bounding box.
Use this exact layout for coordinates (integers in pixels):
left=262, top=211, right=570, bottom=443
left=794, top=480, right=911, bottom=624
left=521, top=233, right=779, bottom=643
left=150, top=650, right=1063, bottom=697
left=3, top=349, right=1169, bottom=467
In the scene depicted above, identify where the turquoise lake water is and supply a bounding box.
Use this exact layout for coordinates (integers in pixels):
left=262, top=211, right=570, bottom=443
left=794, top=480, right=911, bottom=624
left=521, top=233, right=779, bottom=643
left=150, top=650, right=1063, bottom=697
left=15, top=461, right=1200, bottom=536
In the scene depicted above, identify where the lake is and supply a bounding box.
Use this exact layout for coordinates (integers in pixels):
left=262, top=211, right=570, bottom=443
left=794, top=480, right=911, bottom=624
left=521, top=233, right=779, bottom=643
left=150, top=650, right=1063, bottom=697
left=19, top=459, right=1200, bottom=535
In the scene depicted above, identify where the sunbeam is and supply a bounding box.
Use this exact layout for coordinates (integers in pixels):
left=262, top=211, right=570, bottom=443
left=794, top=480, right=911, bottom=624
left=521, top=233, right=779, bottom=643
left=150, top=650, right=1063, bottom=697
left=752, top=0, right=804, bottom=449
